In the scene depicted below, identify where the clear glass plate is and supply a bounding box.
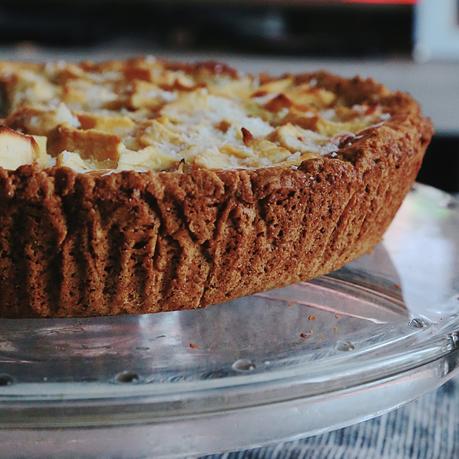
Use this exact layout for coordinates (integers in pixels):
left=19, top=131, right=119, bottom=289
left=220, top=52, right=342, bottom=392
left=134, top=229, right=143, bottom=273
left=0, top=183, right=458, bottom=459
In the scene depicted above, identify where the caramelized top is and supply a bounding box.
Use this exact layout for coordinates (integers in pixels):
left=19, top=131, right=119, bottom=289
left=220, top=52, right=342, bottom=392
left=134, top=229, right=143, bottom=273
left=0, top=57, right=390, bottom=173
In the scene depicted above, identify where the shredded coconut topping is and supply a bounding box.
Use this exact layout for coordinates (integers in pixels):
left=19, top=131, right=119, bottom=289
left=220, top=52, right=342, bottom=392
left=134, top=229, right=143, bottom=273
left=0, top=58, right=391, bottom=172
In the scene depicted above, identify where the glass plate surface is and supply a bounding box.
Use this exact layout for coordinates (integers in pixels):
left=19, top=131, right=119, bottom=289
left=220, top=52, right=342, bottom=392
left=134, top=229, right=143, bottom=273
left=0, top=183, right=458, bottom=459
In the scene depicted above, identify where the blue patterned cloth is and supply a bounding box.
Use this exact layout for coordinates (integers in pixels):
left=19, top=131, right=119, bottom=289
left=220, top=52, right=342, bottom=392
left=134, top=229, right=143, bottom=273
left=203, top=378, right=458, bottom=459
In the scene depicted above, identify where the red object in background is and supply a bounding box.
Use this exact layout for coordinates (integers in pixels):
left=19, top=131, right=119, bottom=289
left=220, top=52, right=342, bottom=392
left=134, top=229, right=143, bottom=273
left=345, top=0, right=416, bottom=4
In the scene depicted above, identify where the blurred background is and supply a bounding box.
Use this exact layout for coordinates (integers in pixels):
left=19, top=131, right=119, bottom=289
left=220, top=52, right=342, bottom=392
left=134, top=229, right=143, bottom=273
left=0, top=0, right=457, bottom=192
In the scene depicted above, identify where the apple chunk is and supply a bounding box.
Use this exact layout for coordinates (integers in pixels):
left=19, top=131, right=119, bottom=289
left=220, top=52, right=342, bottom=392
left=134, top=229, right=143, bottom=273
left=0, top=127, right=49, bottom=170
left=47, top=124, right=121, bottom=166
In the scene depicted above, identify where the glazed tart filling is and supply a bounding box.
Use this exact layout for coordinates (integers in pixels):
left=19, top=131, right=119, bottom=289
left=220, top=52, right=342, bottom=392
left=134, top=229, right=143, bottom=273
left=0, top=57, right=390, bottom=173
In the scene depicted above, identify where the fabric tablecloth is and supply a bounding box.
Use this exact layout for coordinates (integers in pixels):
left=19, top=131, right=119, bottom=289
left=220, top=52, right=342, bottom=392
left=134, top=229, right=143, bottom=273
left=203, top=377, right=458, bottom=459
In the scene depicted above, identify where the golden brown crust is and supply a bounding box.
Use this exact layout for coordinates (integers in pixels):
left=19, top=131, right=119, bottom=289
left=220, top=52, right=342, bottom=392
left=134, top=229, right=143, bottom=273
left=0, top=67, right=433, bottom=317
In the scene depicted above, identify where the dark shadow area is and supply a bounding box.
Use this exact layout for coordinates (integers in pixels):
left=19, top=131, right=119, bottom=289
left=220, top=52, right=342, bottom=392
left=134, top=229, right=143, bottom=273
left=0, top=1, right=413, bottom=57
left=418, top=135, right=459, bottom=193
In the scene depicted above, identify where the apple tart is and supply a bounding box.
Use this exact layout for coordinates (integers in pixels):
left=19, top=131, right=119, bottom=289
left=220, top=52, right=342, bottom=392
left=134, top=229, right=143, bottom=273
left=0, top=57, right=432, bottom=317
